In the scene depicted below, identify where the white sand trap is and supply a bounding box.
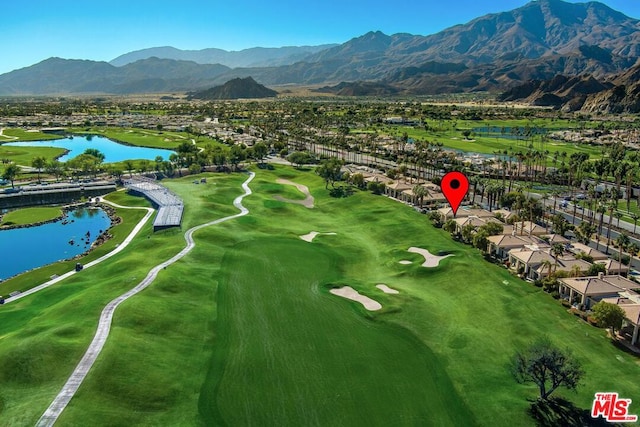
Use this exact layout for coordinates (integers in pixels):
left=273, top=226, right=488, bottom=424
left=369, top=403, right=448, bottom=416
left=408, top=247, right=453, bottom=267
left=299, top=231, right=337, bottom=242
left=376, top=284, right=399, bottom=294
left=399, top=260, right=412, bottom=265
left=330, top=286, right=382, bottom=311
left=275, top=179, right=315, bottom=208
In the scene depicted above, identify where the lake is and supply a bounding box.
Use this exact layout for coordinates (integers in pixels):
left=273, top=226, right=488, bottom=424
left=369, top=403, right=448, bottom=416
left=0, top=207, right=111, bottom=281
left=4, top=135, right=176, bottom=163
left=472, top=126, right=549, bottom=140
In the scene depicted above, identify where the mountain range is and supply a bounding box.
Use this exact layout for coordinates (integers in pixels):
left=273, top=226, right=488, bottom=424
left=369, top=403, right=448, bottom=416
left=1, top=0, right=639, bottom=97
left=109, top=45, right=338, bottom=68
left=498, top=61, right=640, bottom=113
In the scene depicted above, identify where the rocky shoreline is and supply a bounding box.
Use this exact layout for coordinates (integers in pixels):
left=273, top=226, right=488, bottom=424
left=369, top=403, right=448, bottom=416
left=0, top=202, right=120, bottom=283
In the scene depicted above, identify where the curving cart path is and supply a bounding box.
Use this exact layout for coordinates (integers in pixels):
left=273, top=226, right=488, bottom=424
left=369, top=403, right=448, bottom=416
left=36, top=172, right=255, bottom=427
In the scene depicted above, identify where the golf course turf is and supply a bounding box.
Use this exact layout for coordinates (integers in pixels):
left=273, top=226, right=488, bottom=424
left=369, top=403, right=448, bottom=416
left=0, top=206, right=63, bottom=227
left=0, top=166, right=639, bottom=426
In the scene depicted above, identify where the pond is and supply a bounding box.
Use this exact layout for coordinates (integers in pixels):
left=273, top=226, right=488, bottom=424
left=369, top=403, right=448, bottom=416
left=4, top=135, right=176, bottom=163
left=472, top=126, right=549, bottom=140
left=0, top=207, right=111, bottom=281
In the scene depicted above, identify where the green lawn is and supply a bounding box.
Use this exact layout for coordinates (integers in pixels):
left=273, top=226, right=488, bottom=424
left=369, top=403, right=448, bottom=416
left=395, top=125, right=603, bottom=160
left=0, top=128, right=64, bottom=170
left=71, top=127, right=190, bottom=150
left=0, top=167, right=639, bottom=426
left=0, top=206, right=62, bottom=226
left=0, top=128, right=62, bottom=141
left=0, top=145, right=67, bottom=166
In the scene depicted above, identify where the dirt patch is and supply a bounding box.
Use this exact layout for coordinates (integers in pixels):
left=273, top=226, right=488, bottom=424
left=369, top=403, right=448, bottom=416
left=376, top=284, right=399, bottom=294
left=299, top=231, right=336, bottom=242
left=274, top=178, right=314, bottom=208
left=407, top=247, right=454, bottom=267
left=330, top=286, right=382, bottom=311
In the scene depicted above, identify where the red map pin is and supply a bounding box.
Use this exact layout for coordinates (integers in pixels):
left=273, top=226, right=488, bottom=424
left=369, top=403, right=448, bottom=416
left=441, top=171, right=469, bottom=217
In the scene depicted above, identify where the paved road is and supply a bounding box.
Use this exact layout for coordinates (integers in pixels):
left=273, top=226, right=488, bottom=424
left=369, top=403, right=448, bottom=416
left=4, top=199, right=155, bottom=305
left=35, top=172, right=255, bottom=427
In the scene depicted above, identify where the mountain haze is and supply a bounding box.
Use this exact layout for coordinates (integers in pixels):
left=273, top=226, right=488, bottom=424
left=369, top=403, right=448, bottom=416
left=1, top=0, right=639, bottom=96
left=0, top=57, right=230, bottom=95
left=110, top=44, right=338, bottom=68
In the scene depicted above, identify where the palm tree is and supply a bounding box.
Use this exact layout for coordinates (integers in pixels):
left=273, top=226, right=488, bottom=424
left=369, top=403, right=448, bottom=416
left=551, top=190, right=561, bottom=213
left=551, top=243, right=565, bottom=274
left=576, top=221, right=597, bottom=246
left=614, top=211, right=623, bottom=229
left=412, top=184, right=427, bottom=208
left=630, top=212, right=639, bottom=235
left=540, top=193, right=549, bottom=211
left=595, top=202, right=607, bottom=250
left=615, top=233, right=630, bottom=276
left=31, top=156, right=46, bottom=183
left=605, top=200, right=617, bottom=254
left=540, top=259, right=554, bottom=279
left=627, top=243, right=639, bottom=276
left=570, top=264, right=582, bottom=278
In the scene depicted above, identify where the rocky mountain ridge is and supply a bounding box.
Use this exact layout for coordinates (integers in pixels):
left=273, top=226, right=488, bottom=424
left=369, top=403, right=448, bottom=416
left=498, top=61, right=640, bottom=113
left=0, top=0, right=639, bottom=96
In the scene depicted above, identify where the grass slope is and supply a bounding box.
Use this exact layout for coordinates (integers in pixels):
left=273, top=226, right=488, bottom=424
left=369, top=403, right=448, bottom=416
left=72, top=127, right=190, bottom=150
left=0, top=168, right=639, bottom=426
left=0, top=206, right=62, bottom=226
left=0, top=145, right=67, bottom=166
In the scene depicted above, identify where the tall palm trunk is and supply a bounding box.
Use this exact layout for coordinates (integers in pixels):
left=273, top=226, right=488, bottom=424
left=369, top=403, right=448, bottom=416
left=606, top=211, right=614, bottom=254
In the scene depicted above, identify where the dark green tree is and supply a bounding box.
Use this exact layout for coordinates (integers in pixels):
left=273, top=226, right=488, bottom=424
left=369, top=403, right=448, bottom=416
left=252, top=142, right=268, bottom=166
left=591, top=301, right=626, bottom=337
left=2, top=163, right=20, bottom=188
left=287, top=151, right=312, bottom=169
left=83, top=148, right=105, bottom=163
left=124, top=160, right=135, bottom=178
left=316, top=158, right=343, bottom=189
left=512, top=338, right=583, bottom=401
left=229, top=145, right=246, bottom=171
left=46, top=160, right=65, bottom=182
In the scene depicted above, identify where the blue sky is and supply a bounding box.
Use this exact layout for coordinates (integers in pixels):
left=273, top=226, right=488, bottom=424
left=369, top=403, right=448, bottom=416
left=1, top=0, right=639, bottom=74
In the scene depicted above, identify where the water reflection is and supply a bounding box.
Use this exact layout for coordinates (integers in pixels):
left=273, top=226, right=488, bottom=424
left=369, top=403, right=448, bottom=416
left=0, top=207, right=111, bottom=281
left=5, top=135, right=175, bottom=163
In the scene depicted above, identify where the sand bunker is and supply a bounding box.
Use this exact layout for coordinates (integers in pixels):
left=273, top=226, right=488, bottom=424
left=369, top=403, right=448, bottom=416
left=299, top=231, right=337, bottom=243
left=399, top=260, right=412, bottom=265
left=407, top=247, right=453, bottom=267
left=376, top=284, right=399, bottom=294
left=274, top=179, right=314, bottom=208
left=330, top=286, right=382, bottom=311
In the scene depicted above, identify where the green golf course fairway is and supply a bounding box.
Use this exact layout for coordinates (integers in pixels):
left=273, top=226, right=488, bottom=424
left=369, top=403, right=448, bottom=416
left=201, top=238, right=474, bottom=426
left=1, top=167, right=639, bottom=426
